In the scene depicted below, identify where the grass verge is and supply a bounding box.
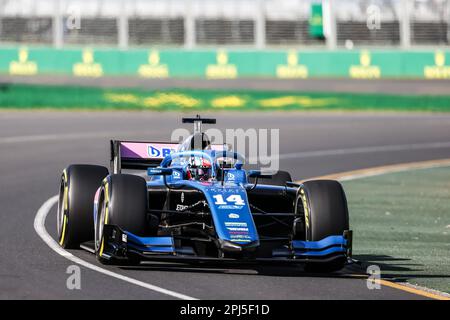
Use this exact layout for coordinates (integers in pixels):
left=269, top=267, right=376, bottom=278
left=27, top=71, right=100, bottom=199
left=343, top=166, right=450, bottom=293
left=1, top=84, right=450, bottom=111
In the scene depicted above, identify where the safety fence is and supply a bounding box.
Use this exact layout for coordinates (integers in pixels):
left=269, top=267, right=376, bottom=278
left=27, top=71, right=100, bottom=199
left=1, top=0, right=449, bottom=49
left=1, top=47, right=450, bottom=79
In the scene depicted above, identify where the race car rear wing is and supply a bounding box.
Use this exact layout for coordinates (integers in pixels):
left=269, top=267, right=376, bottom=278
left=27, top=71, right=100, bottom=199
left=110, top=140, right=179, bottom=173
left=110, top=140, right=228, bottom=173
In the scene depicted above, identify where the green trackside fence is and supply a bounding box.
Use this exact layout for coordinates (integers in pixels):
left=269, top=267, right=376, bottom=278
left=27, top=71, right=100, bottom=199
left=1, top=47, right=450, bottom=79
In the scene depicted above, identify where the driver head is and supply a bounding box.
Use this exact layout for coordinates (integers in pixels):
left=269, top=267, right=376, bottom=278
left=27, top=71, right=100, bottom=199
left=187, top=157, right=212, bottom=181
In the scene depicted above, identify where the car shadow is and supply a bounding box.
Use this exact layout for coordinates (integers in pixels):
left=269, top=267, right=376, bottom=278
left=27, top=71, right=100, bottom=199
left=118, top=262, right=365, bottom=279
left=117, top=253, right=450, bottom=285
left=352, top=254, right=450, bottom=284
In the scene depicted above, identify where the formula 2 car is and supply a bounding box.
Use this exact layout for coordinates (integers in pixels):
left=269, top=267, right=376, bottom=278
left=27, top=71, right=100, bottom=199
left=57, top=116, right=352, bottom=272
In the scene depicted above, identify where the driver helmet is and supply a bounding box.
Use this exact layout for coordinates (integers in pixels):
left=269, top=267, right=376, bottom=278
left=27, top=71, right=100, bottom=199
left=187, top=156, right=212, bottom=181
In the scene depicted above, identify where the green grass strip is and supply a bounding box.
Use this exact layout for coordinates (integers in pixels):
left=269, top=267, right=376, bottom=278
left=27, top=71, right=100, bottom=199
left=343, top=166, right=450, bottom=294
left=1, top=83, right=450, bottom=111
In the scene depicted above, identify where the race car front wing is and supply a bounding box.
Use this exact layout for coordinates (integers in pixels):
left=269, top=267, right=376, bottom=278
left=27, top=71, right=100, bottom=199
left=93, top=225, right=352, bottom=265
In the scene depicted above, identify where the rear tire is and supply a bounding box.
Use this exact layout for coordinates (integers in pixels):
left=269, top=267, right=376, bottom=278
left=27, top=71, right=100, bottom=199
left=95, top=174, right=149, bottom=265
left=57, top=165, right=108, bottom=249
left=298, top=180, right=349, bottom=273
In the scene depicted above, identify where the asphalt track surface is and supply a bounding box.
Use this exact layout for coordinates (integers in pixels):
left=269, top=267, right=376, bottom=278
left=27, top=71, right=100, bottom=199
left=2, top=111, right=450, bottom=300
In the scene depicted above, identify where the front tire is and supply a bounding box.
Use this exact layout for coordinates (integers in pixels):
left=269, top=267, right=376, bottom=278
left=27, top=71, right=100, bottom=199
left=298, top=180, right=349, bottom=272
left=57, top=165, right=108, bottom=249
left=95, top=174, right=149, bottom=265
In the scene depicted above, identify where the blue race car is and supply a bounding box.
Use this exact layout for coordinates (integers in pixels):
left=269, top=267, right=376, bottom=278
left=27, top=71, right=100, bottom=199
left=57, top=116, right=352, bottom=272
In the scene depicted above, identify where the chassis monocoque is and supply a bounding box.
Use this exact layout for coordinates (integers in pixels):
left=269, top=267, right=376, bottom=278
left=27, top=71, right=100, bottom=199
left=57, top=117, right=352, bottom=272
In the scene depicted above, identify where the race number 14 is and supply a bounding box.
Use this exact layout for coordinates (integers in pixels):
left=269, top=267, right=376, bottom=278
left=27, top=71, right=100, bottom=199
left=213, top=194, right=245, bottom=206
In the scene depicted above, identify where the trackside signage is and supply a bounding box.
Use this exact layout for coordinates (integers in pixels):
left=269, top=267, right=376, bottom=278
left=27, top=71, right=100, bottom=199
left=0, top=48, right=449, bottom=79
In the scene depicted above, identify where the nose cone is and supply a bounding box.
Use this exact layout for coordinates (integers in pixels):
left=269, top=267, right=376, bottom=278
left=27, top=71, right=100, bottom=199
left=219, top=239, right=260, bottom=253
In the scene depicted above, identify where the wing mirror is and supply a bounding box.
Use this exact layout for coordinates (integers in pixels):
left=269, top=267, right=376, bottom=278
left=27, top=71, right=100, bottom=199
left=247, top=170, right=275, bottom=179
left=147, top=167, right=173, bottom=176
left=147, top=167, right=182, bottom=190
left=247, top=170, right=278, bottom=191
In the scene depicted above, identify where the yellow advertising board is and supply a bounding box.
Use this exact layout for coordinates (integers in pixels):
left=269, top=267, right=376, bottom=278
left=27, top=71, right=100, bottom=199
left=206, top=51, right=237, bottom=79
left=424, top=51, right=450, bottom=79
left=349, top=51, right=381, bottom=79
left=73, top=49, right=103, bottom=77
left=9, top=48, right=38, bottom=76
left=138, top=51, right=169, bottom=78
left=276, top=51, right=308, bottom=78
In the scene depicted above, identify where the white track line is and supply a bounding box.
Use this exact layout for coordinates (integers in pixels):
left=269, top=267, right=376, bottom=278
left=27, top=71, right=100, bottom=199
left=337, top=161, right=450, bottom=181
left=250, top=141, right=450, bottom=163
left=3, top=131, right=450, bottom=161
left=1, top=132, right=119, bottom=144
left=0, top=130, right=163, bottom=144
left=33, top=196, right=197, bottom=300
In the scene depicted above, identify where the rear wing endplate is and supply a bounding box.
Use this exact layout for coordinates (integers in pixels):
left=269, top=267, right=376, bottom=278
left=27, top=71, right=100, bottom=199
left=110, top=140, right=230, bottom=174
left=110, top=140, right=179, bottom=173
